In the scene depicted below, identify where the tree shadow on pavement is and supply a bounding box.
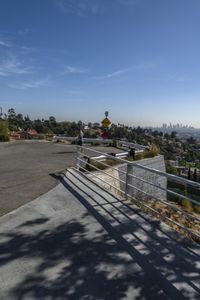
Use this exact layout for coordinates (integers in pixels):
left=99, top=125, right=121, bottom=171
left=0, top=173, right=200, bottom=299
left=0, top=218, right=163, bottom=300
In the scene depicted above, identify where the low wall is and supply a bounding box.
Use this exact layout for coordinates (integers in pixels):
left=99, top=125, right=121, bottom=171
left=87, top=155, right=167, bottom=201
left=119, top=155, right=167, bottom=201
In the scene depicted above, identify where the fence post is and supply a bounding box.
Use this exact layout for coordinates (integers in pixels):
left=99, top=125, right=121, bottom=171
left=125, top=163, right=132, bottom=200
left=76, top=146, right=80, bottom=170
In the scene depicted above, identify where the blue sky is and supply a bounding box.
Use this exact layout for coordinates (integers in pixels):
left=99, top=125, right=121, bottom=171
left=0, top=0, right=200, bottom=127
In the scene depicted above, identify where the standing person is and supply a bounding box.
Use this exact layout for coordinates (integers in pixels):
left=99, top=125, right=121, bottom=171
left=77, top=129, right=84, bottom=146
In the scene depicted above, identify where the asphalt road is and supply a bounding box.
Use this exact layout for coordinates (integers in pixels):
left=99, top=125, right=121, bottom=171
left=0, top=141, right=77, bottom=216
left=0, top=141, right=124, bottom=216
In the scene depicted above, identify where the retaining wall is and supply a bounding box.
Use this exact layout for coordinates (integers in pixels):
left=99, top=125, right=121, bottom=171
left=87, top=155, right=167, bottom=201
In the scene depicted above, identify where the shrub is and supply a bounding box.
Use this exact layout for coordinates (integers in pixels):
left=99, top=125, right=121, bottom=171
left=143, top=144, right=159, bottom=158
left=87, top=158, right=119, bottom=171
left=0, top=134, right=9, bottom=142
left=0, top=119, right=9, bottom=142
left=181, top=199, right=193, bottom=212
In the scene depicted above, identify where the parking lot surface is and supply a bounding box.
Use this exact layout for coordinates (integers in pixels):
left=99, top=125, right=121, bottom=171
left=0, top=141, right=123, bottom=216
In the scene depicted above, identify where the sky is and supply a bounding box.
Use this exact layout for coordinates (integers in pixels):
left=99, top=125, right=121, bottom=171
left=0, top=0, right=200, bottom=127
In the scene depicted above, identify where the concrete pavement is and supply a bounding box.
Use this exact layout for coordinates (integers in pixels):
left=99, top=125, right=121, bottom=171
left=0, top=140, right=123, bottom=216
left=0, top=168, right=200, bottom=299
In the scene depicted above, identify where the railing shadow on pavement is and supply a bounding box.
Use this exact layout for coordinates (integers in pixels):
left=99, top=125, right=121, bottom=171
left=60, top=170, right=200, bottom=300
left=0, top=187, right=178, bottom=300
left=0, top=169, right=199, bottom=300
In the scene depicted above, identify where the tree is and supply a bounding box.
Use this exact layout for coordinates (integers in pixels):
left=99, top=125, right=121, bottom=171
left=0, top=119, right=9, bottom=141
left=193, top=169, right=197, bottom=182
left=170, top=131, right=177, bottom=139
left=49, top=116, right=56, bottom=123
left=7, top=108, right=16, bottom=119
left=164, top=133, right=170, bottom=140
left=78, top=120, right=83, bottom=129
left=187, top=136, right=196, bottom=145
left=188, top=167, right=191, bottom=180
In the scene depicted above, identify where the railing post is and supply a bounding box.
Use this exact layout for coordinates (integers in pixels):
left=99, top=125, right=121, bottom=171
left=125, top=163, right=132, bottom=200
left=184, top=182, right=187, bottom=197
left=76, top=146, right=80, bottom=170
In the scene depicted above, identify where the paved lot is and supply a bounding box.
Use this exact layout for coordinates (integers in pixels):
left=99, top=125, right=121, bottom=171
left=0, top=141, right=123, bottom=216
left=0, top=141, right=76, bottom=216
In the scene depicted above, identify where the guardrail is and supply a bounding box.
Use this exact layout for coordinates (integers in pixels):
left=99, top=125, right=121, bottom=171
left=117, top=140, right=148, bottom=150
left=53, top=136, right=147, bottom=150
left=75, top=146, right=200, bottom=241
left=53, top=136, right=113, bottom=144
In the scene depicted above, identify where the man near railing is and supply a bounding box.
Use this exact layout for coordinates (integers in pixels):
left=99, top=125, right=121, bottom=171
left=77, top=130, right=84, bottom=147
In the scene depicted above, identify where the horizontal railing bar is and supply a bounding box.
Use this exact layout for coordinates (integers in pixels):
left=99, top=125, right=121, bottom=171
left=80, top=148, right=200, bottom=207
left=77, top=147, right=200, bottom=240
left=133, top=163, right=200, bottom=189
left=126, top=182, right=161, bottom=202
left=79, top=152, right=200, bottom=213
left=126, top=172, right=200, bottom=206
left=118, top=140, right=147, bottom=150
left=126, top=182, right=200, bottom=223
left=55, top=136, right=112, bottom=143
left=158, top=198, right=200, bottom=223
left=76, top=164, right=126, bottom=195
left=126, top=181, right=200, bottom=222
left=77, top=157, right=126, bottom=185
left=126, top=193, right=200, bottom=239
left=80, top=146, right=200, bottom=189
left=88, top=158, right=126, bottom=174
left=127, top=180, right=200, bottom=208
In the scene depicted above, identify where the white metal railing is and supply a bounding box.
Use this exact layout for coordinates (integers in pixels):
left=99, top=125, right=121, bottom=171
left=117, top=140, right=148, bottom=150
left=53, top=136, right=112, bottom=144
left=54, top=136, right=147, bottom=150
left=75, top=146, right=200, bottom=240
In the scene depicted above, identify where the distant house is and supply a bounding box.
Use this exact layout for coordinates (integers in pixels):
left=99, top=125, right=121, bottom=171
left=10, top=131, right=20, bottom=140
left=10, top=129, right=39, bottom=140
left=18, top=131, right=29, bottom=139
left=27, top=129, right=39, bottom=138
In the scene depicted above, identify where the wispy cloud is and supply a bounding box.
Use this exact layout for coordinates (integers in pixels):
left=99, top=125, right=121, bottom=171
left=9, top=78, right=50, bottom=90
left=0, top=56, right=32, bottom=76
left=64, top=65, right=89, bottom=74
left=93, top=61, right=157, bottom=80
left=0, top=39, right=12, bottom=47
left=56, top=0, right=101, bottom=17
left=94, top=68, right=130, bottom=79
left=55, top=0, right=140, bottom=17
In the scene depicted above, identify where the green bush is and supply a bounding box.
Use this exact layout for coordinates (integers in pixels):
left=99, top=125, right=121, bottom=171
left=0, top=134, right=9, bottom=142
left=87, top=158, right=119, bottom=171
left=0, top=119, right=9, bottom=142
left=143, top=144, right=159, bottom=158
left=182, top=199, right=193, bottom=212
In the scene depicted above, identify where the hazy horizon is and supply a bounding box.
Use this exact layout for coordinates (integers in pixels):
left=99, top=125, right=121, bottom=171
left=1, top=0, right=200, bottom=127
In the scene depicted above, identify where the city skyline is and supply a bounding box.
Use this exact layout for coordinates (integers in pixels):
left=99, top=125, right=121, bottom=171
left=1, top=0, right=200, bottom=127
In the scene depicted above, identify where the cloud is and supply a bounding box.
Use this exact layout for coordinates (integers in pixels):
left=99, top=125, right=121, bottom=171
left=55, top=0, right=104, bottom=16
left=94, top=68, right=130, bottom=79
left=0, top=39, right=12, bottom=47
left=55, top=0, right=140, bottom=17
left=0, top=56, right=32, bottom=76
left=9, top=78, right=50, bottom=89
left=64, top=65, right=89, bottom=74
